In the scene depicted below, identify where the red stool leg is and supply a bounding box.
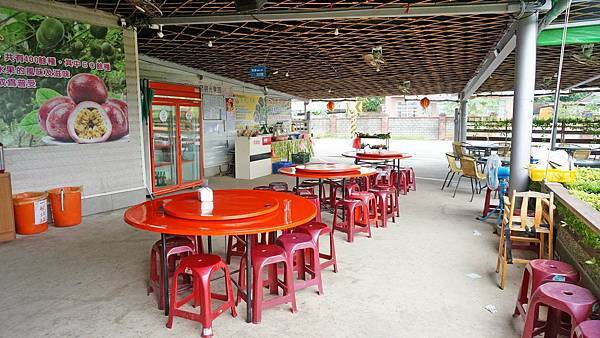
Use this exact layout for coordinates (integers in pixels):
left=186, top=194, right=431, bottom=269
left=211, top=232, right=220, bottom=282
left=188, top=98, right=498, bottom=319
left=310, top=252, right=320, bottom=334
left=198, top=274, right=214, bottom=337
left=514, top=267, right=531, bottom=317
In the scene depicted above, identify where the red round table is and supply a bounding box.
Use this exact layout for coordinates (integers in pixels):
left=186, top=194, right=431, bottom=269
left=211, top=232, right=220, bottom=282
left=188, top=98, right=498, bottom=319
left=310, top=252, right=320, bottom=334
left=278, top=165, right=377, bottom=216
left=342, top=150, right=413, bottom=191
left=124, top=189, right=316, bottom=322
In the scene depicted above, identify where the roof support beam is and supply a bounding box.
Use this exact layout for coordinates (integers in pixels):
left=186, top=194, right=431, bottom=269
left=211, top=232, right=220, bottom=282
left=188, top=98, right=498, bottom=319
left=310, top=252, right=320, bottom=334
left=149, top=2, right=527, bottom=26
left=461, top=0, right=562, bottom=98
left=566, top=74, right=600, bottom=90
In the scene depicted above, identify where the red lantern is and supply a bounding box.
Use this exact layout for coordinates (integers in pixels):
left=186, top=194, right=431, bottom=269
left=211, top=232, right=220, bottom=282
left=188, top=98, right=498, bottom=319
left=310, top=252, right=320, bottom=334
left=326, top=100, right=335, bottom=112
left=420, top=97, right=430, bottom=109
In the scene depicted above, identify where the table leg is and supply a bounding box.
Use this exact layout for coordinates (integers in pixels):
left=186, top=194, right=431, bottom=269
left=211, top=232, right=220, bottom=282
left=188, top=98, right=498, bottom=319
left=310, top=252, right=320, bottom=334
left=245, top=234, right=253, bottom=323
left=318, top=178, right=323, bottom=204
left=161, top=233, right=169, bottom=316
left=207, top=236, right=212, bottom=253
left=396, top=159, right=401, bottom=192
left=295, top=177, right=299, bottom=191
left=341, top=178, right=346, bottom=219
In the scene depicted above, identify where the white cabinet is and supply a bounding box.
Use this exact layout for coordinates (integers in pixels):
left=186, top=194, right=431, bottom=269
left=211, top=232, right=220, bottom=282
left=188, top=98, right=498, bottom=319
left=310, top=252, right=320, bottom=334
left=235, top=135, right=272, bottom=179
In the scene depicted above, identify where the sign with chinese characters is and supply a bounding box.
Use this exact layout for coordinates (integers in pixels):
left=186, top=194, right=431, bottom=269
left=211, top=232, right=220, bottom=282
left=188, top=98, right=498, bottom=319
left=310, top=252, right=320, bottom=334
left=249, top=65, right=267, bottom=79
left=0, top=8, right=128, bottom=148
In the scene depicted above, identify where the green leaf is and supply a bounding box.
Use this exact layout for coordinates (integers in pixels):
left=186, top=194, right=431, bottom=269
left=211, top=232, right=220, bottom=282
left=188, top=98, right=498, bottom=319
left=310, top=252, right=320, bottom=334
left=35, top=88, right=62, bottom=105
left=18, top=110, right=45, bottom=137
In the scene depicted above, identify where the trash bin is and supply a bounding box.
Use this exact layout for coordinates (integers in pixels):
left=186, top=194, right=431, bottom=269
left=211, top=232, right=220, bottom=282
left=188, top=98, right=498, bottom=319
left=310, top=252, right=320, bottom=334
left=48, top=187, right=82, bottom=227
left=12, top=192, right=48, bottom=235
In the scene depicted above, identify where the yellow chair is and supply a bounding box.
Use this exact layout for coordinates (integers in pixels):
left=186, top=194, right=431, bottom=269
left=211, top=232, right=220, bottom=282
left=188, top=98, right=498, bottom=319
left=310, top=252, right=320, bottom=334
left=452, top=142, right=466, bottom=157
left=442, top=152, right=462, bottom=190
left=452, top=156, right=486, bottom=202
left=496, top=190, right=555, bottom=289
left=573, top=149, right=591, bottom=160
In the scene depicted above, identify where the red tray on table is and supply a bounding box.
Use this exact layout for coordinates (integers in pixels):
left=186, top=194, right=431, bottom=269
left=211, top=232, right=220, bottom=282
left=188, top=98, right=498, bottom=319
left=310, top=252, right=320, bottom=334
left=163, top=190, right=280, bottom=221
left=294, top=163, right=361, bottom=174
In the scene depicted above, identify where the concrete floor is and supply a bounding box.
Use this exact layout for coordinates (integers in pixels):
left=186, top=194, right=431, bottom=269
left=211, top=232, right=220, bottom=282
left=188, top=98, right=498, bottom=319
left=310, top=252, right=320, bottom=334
left=0, top=139, right=528, bottom=337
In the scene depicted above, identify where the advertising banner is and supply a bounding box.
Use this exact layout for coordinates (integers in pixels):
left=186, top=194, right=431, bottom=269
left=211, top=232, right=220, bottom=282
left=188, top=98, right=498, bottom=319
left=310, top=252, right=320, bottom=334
left=0, top=8, right=128, bottom=148
left=234, top=92, right=264, bottom=129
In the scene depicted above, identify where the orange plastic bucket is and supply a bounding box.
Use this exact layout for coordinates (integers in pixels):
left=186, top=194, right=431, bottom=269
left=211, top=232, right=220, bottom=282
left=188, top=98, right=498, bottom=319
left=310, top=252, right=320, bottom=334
left=48, top=187, right=82, bottom=227
left=12, top=192, right=49, bottom=235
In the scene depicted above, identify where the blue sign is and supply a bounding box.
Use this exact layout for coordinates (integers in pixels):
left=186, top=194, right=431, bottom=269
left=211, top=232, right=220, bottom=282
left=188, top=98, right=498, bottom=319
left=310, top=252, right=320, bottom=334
left=250, top=65, right=267, bottom=79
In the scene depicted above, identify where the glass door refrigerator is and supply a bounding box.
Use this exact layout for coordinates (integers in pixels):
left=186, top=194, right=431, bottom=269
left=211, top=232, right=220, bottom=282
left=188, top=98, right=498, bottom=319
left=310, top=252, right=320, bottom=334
left=149, top=82, right=203, bottom=195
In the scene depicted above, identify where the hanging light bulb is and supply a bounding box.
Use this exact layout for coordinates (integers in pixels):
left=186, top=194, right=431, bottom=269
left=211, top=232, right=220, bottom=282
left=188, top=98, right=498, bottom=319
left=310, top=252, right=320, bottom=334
left=157, top=24, right=164, bottom=38
left=208, top=40, right=213, bottom=47
left=334, top=28, right=339, bottom=36
left=285, top=71, right=289, bottom=77
left=328, top=88, right=332, bottom=94
left=272, top=70, right=279, bottom=75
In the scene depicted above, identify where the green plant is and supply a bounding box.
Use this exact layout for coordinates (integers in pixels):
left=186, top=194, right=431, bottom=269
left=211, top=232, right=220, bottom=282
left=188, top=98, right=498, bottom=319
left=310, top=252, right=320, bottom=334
left=558, top=168, right=600, bottom=252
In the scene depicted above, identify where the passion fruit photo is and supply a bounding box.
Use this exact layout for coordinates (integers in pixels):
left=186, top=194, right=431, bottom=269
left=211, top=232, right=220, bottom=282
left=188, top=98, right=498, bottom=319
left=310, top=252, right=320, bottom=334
left=0, top=8, right=128, bottom=148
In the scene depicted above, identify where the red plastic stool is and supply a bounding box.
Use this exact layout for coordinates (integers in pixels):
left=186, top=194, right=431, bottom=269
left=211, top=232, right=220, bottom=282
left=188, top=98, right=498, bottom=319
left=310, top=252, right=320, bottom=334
left=328, top=180, right=343, bottom=208
left=303, top=194, right=322, bottom=222
left=399, top=167, right=416, bottom=192
left=293, top=186, right=314, bottom=196
left=276, top=232, right=324, bottom=295
left=573, top=320, right=600, bottom=338
left=148, top=236, right=196, bottom=310
left=333, top=199, right=372, bottom=242
left=348, top=187, right=379, bottom=229
left=295, top=221, right=338, bottom=273
left=166, top=254, right=237, bottom=338
left=369, top=187, right=398, bottom=227
left=522, top=282, right=598, bottom=338
left=226, top=234, right=265, bottom=264
left=514, top=259, right=580, bottom=321
left=237, top=244, right=297, bottom=324
left=269, top=182, right=289, bottom=192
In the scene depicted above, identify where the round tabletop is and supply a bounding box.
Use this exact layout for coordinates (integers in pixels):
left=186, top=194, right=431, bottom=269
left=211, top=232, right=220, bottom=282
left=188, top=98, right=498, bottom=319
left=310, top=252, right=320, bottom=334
left=124, top=190, right=317, bottom=236
left=278, top=166, right=378, bottom=179
left=342, top=150, right=413, bottom=161
left=163, top=190, right=280, bottom=221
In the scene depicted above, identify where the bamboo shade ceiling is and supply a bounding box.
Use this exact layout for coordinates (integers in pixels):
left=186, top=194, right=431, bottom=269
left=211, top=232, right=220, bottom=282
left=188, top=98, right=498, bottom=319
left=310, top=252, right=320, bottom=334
left=60, top=1, right=599, bottom=98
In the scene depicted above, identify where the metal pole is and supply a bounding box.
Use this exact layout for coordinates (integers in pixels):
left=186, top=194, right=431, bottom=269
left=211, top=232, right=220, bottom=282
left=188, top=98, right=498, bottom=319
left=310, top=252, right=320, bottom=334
left=459, top=99, right=468, bottom=143
left=453, top=107, right=460, bottom=142
left=509, top=11, right=538, bottom=193
left=245, top=235, right=252, bottom=323
left=549, top=0, right=572, bottom=150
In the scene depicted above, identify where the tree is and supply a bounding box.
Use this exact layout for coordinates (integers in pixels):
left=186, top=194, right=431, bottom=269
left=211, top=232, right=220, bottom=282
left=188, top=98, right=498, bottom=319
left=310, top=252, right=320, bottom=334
left=357, top=96, right=384, bottom=112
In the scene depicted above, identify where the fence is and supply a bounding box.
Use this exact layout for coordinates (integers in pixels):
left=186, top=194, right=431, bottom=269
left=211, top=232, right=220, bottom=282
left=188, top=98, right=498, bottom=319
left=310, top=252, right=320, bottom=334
left=466, top=119, right=600, bottom=144
left=310, top=114, right=454, bottom=140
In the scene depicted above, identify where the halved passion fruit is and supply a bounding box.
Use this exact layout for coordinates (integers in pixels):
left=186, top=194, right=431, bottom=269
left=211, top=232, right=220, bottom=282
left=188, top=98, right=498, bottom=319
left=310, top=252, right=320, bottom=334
left=67, top=101, right=112, bottom=143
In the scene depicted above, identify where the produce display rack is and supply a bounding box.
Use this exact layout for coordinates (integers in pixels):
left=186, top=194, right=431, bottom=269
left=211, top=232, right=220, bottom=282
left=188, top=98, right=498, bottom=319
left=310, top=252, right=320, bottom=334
left=356, top=132, right=390, bottom=150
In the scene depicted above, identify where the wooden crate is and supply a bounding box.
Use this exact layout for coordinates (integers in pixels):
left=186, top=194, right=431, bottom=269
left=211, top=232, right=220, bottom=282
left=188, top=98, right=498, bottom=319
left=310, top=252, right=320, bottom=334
left=0, top=173, right=15, bottom=242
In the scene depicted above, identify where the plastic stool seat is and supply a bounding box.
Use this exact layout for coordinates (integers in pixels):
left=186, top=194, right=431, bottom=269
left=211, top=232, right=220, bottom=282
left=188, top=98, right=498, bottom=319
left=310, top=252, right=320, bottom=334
left=573, top=320, right=600, bottom=338
left=514, top=259, right=580, bottom=321
left=166, top=254, right=237, bottom=338
left=148, top=236, right=196, bottom=310
left=276, top=233, right=324, bottom=295
left=236, top=244, right=297, bottom=324
left=295, top=221, right=338, bottom=273
left=333, top=199, right=372, bottom=242
left=522, top=282, right=598, bottom=338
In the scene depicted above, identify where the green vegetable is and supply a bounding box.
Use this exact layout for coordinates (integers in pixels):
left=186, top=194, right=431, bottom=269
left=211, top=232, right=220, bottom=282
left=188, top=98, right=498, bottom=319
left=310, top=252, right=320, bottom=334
left=89, top=25, right=108, bottom=39
left=35, top=18, right=64, bottom=48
